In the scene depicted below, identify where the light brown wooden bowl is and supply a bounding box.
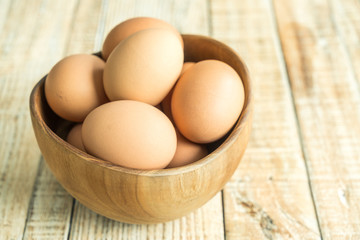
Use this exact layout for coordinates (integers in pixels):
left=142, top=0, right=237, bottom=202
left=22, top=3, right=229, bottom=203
left=29, top=34, right=253, bottom=224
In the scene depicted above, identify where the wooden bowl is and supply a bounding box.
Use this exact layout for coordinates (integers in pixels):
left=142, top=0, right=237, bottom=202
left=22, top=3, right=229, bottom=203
left=29, top=34, right=253, bottom=224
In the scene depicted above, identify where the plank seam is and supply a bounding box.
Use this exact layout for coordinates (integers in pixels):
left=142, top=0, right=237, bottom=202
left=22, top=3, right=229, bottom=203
left=66, top=198, right=76, bottom=240
left=207, top=0, right=225, bottom=238
left=21, top=157, right=43, bottom=240
left=61, top=1, right=81, bottom=239
left=327, top=0, right=360, bottom=95
left=93, top=0, right=109, bottom=52
left=221, top=190, right=227, bottom=240
left=0, top=0, right=14, bottom=38
left=63, top=0, right=81, bottom=56
left=207, top=0, right=214, bottom=37
left=267, top=0, right=324, bottom=239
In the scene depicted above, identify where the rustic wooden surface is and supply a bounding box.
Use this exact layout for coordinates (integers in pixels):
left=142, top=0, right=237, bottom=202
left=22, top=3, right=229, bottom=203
left=1, top=0, right=359, bottom=239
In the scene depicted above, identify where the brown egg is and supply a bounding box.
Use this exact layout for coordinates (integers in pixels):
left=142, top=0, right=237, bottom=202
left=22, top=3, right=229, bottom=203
left=102, top=17, right=183, bottom=61
left=82, top=100, right=177, bottom=170
left=103, top=28, right=184, bottom=106
left=180, top=62, right=195, bottom=76
left=45, top=54, right=108, bottom=122
left=66, top=124, right=85, bottom=151
left=161, top=62, right=195, bottom=122
left=171, top=60, right=245, bottom=143
left=167, top=130, right=208, bottom=168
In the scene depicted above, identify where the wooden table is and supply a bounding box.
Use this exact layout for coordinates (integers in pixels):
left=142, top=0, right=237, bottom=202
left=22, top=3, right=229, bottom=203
left=1, top=0, right=360, bottom=239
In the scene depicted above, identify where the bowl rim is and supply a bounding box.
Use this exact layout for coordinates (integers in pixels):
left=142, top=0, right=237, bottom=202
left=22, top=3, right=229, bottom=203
left=30, top=34, right=252, bottom=177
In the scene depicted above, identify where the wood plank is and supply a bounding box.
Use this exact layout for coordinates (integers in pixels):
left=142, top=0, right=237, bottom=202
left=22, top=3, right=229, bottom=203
left=273, top=0, right=360, bottom=239
left=65, top=0, right=224, bottom=239
left=69, top=194, right=223, bottom=240
left=22, top=160, right=74, bottom=240
left=99, top=0, right=210, bottom=39
left=68, top=0, right=225, bottom=238
left=0, top=0, right=78, bottom=239
left=0, top=0, right=11, bottom=36
left=14, top=0, right=222, bottom=238
left=328, top=0, right=360, bottom=87
left=65, top=0, right=106, bottom=54
left=21, top=0, right=106, bottom=239
left=210, top=0, right=321, bottom=239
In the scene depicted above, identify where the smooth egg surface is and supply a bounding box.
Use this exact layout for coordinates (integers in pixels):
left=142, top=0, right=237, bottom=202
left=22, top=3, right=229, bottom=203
left=167, top=130, right=208, bottom=168
left=82, top=100, right=177, bottom=170
left=102, top=17, right=183, bottom=61
left=45, top=54, right=108, bottom=122
left=161, top=62, right=195, bottom=122
left=180, top=62, right=195, bottom=77
left=103, top=28, right=184, bottom=106
left=66, top=124, right=85, bottom=151
left=171, top=60, right=245, bottom=143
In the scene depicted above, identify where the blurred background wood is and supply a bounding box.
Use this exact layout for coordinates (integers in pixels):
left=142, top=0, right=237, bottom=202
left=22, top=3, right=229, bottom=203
left=0, top=0, right=359, bottom=239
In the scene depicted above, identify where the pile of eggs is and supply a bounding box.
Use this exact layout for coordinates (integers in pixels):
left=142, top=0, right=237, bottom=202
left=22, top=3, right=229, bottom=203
left=45, top=17, right=245, bottom=170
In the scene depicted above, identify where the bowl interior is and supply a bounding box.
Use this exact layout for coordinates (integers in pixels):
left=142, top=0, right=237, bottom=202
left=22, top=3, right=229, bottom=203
left=30, top=34, right=252, bottom=176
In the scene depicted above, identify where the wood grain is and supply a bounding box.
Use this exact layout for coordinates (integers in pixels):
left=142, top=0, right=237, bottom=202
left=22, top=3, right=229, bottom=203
left=22, top=1, right=107, bottom=238
left=69, top=194, right=223, bottom=240
left=24, top=0, right=228, bottom=239
left=2, top=0, right=360, bottom=238
left=210, top=0, right=321, bottom=239
left=67, top=0, right=225, bottom=239
left=22, top=160, right=73, bottom=240
left=30, top=33, right=252, bottom=225
left=24, top=1, right=113, bottom=237
left=274, top=0, right=360, bottom=238
left=329, top=0, right=360, bottom=87
left=67, top=1, right=226, bottom=239
left=0, top=0, right=78, bottom=239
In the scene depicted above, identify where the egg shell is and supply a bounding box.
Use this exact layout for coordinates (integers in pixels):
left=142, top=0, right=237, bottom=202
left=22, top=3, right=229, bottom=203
left=45, top=54, right=108, bottom=122
left=161, top=62, right=195, bottom=122
left=180, top=62, right=195, bottom=76
left=171, top=60, right=245, bottom=143
left=82, top=100, right=177, bottom=170
left=167, top=130, right=208, bottom=168
left=103, top=28, right=184, bottom=106
left=102, top=17, right=183, bottom=61
left=66, top=124, right=85, bottom=151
